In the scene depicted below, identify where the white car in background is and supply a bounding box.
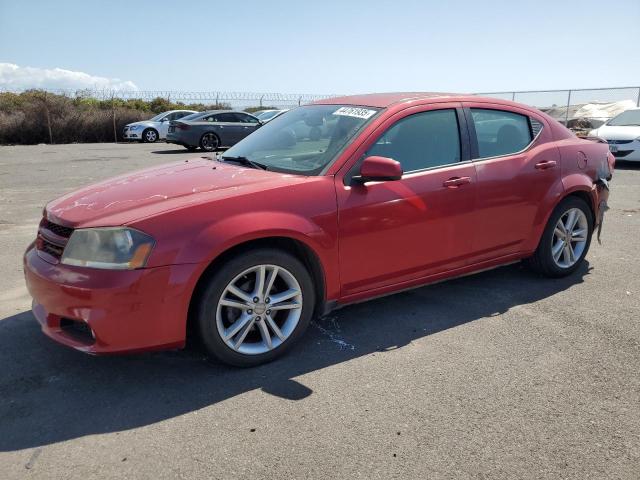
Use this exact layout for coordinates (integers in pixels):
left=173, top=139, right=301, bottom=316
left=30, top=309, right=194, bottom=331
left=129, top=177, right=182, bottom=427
left=589, top=108, right=640, bottom=161
left=253, top=109, right=289, bottom=123
left=123, top=110, right=197, bottom=143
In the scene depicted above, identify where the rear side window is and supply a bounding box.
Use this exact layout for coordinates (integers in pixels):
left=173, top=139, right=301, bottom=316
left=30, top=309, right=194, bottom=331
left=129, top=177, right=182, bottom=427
left=366, top=109, right=461, bottom=172
left=471, top=109, right=533, bottom=158
left=234, top=113, right=259, bottom=123
left=217, top=113, right=238, bottom=122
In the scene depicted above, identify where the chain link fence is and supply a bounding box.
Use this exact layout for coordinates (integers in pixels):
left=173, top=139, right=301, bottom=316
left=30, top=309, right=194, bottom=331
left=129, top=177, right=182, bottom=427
left=476, top=87, right=640, bottom=128
left=0, top=87, right=338, bottom=109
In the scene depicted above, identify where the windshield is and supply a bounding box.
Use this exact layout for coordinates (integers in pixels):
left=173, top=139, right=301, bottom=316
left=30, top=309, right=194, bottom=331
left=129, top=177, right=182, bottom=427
left=180, top=111, right=208, bottom=121
left=607, top=109, right=640, bottom=126
left=256, top=110, right=278, bottom=120
left=149, top=112, right=166, bottom=121
left=222, top=105, right=380, bottom=175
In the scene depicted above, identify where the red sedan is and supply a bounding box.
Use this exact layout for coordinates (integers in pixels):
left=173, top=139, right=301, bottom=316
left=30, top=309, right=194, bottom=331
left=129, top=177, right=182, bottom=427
left=24, top=93, right=614, bottom=366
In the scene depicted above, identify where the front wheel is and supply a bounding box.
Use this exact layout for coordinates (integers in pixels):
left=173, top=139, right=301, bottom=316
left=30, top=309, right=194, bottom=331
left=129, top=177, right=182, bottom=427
left=526, top=196, right=593, bottom=277
left=142, top=128, right=159, bottom=143
left=196, top=249, right=316, bottom=367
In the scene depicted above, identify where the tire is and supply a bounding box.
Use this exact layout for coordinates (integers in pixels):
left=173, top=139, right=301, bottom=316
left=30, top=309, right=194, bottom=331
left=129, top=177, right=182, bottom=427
left=142, top=128, right=159, bottom=143
left=196, top=248, right=316, bottom=367
left=199, top=132, right=220, bottom=152
left=526, top=196, right=593, bottom=277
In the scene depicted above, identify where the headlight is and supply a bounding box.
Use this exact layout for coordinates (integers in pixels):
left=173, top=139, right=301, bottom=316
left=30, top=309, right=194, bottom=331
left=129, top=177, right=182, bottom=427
left=61, top=228, right=154, bottom=270
left=129, top=125, right=141, bottom=130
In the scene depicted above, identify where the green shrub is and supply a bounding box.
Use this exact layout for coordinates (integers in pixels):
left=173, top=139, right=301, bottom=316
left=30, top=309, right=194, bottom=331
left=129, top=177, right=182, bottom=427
left=0, top=90, right=231, bottom=145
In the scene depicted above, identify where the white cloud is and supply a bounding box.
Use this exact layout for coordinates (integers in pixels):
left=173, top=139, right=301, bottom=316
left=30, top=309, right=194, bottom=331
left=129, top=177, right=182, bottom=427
left=0, top=63, right=139, bottom=91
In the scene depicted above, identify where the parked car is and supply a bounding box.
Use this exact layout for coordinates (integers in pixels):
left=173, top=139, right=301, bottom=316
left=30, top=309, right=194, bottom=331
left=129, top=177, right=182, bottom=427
left=166, top=110, right=262, bottom=151
left=254, top=109, right=289, bottom=123
left=24, top=93, right=614, bottom=367
left=123, top=110, right=197, bottom=143
left=589, top=107, right=640, bottom=161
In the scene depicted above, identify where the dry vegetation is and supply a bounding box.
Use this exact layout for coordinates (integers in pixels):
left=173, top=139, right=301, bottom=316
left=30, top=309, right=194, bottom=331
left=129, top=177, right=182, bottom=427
left=0, top=90, right=231, bottom=144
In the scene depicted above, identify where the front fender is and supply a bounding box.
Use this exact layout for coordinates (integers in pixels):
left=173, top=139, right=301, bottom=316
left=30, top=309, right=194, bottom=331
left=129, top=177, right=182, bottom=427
left=173, top=210, right=340, bottom=302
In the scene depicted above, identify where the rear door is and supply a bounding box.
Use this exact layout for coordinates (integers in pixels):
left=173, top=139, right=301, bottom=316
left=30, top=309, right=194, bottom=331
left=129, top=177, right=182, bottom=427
left=215, top=112, right=245, bottom=145
left=233, top=113, right=262, bottom=142
left=463, top=103, right=562, bottom=262
left=335, top=104, right=477, bottom=296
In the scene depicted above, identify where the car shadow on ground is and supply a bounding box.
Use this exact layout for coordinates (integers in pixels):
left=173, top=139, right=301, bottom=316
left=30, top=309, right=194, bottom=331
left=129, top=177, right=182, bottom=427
left=150, top=149, right=196, bottom=155
left=0, top=262, right=590, bottom=452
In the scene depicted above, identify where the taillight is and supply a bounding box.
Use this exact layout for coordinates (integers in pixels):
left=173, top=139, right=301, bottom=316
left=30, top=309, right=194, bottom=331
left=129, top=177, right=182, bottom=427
left=176, top=123, right=190, bottom=130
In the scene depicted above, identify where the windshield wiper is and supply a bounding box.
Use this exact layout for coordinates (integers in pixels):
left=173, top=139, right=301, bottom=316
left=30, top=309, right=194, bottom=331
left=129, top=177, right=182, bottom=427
left=220, top=155, right=268, bottom=170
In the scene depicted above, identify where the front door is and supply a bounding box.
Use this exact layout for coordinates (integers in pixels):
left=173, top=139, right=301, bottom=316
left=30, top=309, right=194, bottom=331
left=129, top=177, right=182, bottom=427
left=336, top=106, right=477, bottom=296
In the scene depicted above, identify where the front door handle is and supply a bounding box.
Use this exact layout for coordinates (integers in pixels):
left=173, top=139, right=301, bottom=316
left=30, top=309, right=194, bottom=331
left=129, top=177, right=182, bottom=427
left=443, top=176, right=471, bottom=188
left=535, top=160, right=557, bottom=170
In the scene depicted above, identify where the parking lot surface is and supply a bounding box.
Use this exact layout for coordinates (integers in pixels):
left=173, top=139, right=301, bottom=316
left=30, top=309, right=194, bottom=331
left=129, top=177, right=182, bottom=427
left=0, top=143, right=639, bottom=479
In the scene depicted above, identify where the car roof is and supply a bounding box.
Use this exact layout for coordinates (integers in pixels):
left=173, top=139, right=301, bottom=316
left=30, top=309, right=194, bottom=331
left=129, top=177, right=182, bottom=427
left=312, top=92, right=527, bottom=109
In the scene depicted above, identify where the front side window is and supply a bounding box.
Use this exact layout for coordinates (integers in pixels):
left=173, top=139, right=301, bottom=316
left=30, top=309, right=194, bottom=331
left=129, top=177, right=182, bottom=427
left=365, top=109, right=461, bottom=172
left=471, top=109, right=533, bottom=158
left=222, top=104, right=380, bottom=175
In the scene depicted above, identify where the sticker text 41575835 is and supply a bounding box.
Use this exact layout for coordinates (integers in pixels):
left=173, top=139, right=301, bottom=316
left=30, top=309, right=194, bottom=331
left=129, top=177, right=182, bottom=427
left=332, top=107, right=377, bottom=120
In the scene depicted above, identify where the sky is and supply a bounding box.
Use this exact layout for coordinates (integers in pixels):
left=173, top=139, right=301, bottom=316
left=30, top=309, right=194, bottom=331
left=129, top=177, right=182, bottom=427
left=1, top=0, right=639, bottom=95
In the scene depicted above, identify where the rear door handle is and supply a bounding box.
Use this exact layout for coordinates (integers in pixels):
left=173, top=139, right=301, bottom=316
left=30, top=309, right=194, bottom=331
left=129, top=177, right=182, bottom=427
left=443, top=176, right=471, bottom=188
left=535, top=160, right=557, bottom=170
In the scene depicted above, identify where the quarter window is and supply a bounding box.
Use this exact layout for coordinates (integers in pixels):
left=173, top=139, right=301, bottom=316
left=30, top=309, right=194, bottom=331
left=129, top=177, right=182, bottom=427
left=366, top=109, right=461, bottom=172
left=471, top=109, right=533, bottom=158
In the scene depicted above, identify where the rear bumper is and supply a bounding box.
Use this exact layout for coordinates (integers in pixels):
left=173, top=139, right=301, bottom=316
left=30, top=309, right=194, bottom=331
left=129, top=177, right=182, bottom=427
left=23, top=247, right=199, bottom=354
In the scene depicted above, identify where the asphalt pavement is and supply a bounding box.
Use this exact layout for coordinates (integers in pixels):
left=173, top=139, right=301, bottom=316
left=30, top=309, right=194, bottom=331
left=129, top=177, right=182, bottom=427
left=0, top=142, right=638, bottom=479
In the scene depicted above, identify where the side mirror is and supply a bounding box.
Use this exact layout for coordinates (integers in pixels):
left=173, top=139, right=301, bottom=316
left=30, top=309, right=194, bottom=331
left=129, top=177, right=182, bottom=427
left=354, top=156, right=402, bottom=184
left=160, top=117, right=169, bottom=122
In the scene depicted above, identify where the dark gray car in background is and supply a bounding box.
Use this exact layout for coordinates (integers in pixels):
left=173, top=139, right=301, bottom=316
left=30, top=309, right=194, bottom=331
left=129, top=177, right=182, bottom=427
left=166, top=110, right=263, bottom=151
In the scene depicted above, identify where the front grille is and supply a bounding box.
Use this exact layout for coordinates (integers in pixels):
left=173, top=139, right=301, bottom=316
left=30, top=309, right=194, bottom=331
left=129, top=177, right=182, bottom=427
left=42, top=219, right=73, bottom=238
left=613, top=150, right=634, bottom=158
left=36, top=217, right=74, bottom=261
left=608, top=139, right=633, bottom=145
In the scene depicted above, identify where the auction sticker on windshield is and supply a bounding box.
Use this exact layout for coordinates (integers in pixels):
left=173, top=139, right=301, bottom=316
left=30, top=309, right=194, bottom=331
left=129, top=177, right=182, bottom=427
left=332, top=107, right=377, bottom=119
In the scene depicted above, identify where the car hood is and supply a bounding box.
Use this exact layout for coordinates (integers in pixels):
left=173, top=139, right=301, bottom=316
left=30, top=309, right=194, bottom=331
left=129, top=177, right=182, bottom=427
left=126, top=120, right=157, bottom=128
left=592, top=125, right=640, bottom=140
left=45, top=158, right=309, bottom=227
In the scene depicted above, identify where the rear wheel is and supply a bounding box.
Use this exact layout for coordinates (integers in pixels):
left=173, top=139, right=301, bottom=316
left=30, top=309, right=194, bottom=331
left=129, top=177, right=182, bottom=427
left=142, top=128, right=158, bottom=143
left=526, top=196, right=593, bottom=277
left=196, top=249, right=315, bottom=367
left=199, top=132, right=219, bottom=152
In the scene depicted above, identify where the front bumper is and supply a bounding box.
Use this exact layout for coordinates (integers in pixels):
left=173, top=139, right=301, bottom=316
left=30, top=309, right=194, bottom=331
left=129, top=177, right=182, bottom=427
left=23, top=247, right=199, bottom=354
left=123, top=127, right=143, bottom=140
left=608, top=140, right=640, bottom=161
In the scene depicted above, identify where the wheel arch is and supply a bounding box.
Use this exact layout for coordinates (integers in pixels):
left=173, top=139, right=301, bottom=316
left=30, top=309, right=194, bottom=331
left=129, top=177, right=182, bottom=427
left=142, top=127, right=159, bottom=142
left=528, top=184, right=596, bottom=255
left=185, top=235, right=328, bottom=343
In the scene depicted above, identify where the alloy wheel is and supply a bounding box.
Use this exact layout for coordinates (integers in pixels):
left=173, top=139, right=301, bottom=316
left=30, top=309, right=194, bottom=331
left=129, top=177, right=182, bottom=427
left=551, top=207, right=588, bottom=268
left=201, top=133, right=219, bottom=151
left=216, top=265, right=303, bottom=355
left=145, top=130, right=158, bottom=142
